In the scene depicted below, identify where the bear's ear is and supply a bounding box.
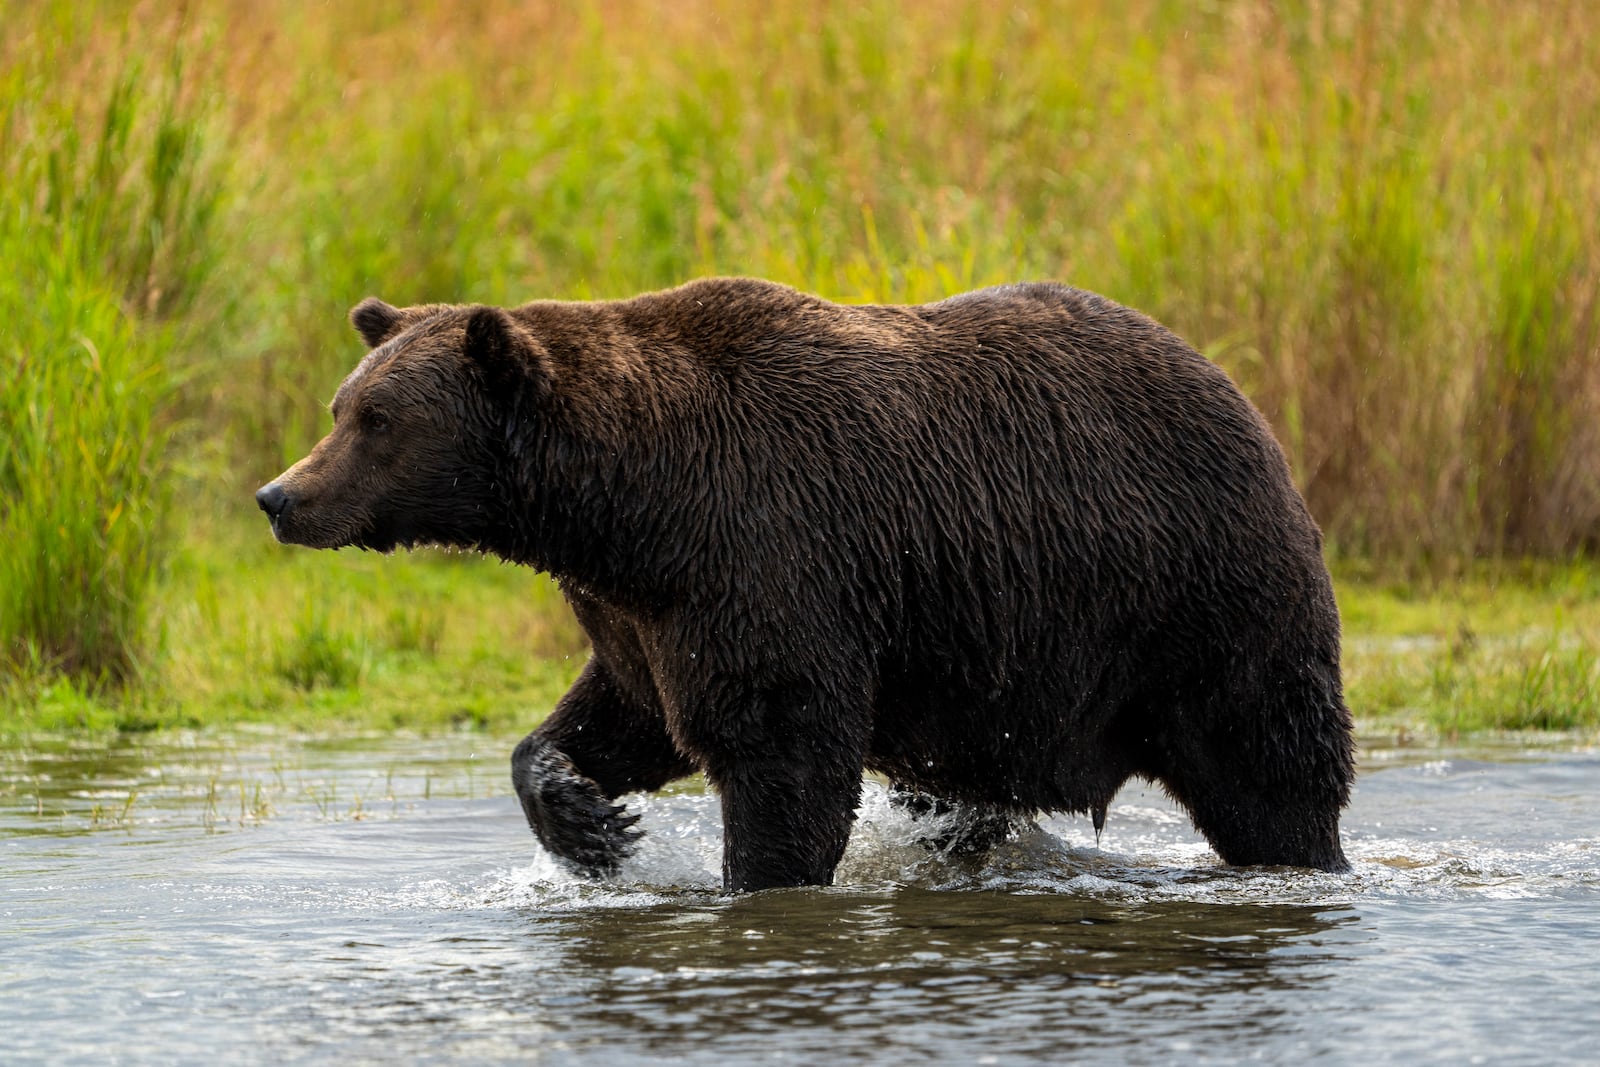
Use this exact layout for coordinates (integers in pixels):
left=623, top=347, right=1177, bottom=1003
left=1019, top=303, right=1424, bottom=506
left=350, top=297, right=406, bottom=349
left=463, top=305, right=544, bottom=399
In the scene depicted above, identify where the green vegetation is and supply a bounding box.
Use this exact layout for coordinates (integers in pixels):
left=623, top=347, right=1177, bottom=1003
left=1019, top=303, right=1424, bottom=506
left=2, top=1, right=1597, bottom=739
left=5, top=511, right=1596, bottom=741
left=0, top=230, right=165, bottom=684
left=1, top=10, right=219, bottom=682
left=1, top=509, right=588, bottom=736
left=1339, top=564, right=1600, bottom=738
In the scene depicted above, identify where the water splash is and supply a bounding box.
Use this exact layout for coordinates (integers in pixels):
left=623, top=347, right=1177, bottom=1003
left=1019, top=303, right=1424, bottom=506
left=478, top=774, right=1600, bottom=910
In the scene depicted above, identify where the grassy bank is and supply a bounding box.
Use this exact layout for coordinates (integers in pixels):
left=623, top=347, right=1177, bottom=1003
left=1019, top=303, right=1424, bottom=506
left=3, top=509, right=588, bottom=737
left=1, top=6, right=219, bottom=681
left=3, top=0, right=1599, bottom=733
left=1340, top=564, right=1600, bottom=737
left=3, top=509, right=1597, bottom=742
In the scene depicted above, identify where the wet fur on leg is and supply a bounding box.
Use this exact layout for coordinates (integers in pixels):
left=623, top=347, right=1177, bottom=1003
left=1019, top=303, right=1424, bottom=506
left=512, top=737, right=642, bottom=877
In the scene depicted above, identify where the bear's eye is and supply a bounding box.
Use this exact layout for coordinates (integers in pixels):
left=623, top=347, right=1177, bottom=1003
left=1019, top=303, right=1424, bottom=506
left=362, top=408, right=390, bottom=433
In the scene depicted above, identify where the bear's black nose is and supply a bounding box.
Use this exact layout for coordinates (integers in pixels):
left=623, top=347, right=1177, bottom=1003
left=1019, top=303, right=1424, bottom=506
left=256, top=482, right=290, bottom=522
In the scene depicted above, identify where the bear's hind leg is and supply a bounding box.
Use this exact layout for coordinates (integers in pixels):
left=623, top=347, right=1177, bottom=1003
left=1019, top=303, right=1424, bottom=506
left=512, top=659, right=692, bottom=877
left=887, top=783, right=1018, bottom=857
left=1155, top=674, right=1355, bottom=873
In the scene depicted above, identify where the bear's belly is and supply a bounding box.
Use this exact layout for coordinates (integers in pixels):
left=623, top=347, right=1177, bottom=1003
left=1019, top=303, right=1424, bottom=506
left=863, top=688, right=1135, bottom=814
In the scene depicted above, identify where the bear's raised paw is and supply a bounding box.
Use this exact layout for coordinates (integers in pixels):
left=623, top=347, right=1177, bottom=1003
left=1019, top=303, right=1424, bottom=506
left=513, top=738, right=643, bottom=877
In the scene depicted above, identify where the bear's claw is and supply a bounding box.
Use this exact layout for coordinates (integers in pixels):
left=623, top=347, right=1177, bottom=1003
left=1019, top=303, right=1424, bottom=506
left=513, top=739, right=644, bottom=877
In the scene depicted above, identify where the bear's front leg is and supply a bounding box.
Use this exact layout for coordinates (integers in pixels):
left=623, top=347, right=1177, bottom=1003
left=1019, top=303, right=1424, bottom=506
left=696, top=683, right=869, bottom=892
left=713, top=759, right=865, bottom=891
left=512, top=736, right=642, bottom=876
left=512, top=659, right=693, bottom=877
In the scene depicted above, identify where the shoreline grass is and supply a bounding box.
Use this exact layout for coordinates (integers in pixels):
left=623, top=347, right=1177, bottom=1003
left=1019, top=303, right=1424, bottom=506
left=1, top=3, right=220, bottom=680
left=195, top=0, right=1599, bottom=565
left=4, top=1, right=1599, bottom=731
left=3, top=508, right=1597, bottom=743
left=1338, top=566, right=1600, bottom=740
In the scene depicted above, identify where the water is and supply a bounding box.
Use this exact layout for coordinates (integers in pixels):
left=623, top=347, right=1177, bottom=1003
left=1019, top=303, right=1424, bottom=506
left=3, top=733, right=1597, bottom=1065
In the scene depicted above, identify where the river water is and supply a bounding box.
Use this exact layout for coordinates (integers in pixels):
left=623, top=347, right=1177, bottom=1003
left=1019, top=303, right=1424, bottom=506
left=3, top=732, right=1596, bottom=1065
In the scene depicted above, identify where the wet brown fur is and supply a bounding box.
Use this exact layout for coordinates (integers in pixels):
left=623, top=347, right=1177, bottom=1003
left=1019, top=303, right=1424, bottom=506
left=258, top=277, right=1357, bottom=891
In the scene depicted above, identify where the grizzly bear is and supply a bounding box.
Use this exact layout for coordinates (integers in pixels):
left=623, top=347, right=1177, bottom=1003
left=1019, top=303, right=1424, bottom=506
left=257, top=278, right=1355, bottom=890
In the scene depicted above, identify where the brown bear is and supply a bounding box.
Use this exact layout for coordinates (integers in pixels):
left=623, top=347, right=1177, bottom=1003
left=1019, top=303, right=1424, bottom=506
left=257, top=278, right=1355, bottom=891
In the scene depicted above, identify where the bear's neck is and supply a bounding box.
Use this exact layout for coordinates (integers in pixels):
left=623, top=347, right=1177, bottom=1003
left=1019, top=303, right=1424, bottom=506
left=491, top=298, right=721, bottom=605
left=498, top=423, right=688, bottom=612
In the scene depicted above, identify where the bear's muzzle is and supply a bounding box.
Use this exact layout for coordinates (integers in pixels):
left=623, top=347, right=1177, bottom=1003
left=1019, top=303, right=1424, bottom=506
left=255, top=482, right=292, bottom=539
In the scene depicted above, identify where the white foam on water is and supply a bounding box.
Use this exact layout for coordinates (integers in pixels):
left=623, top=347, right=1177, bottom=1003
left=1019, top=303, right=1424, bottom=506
left=461, top=776, right=1599, bottom=911
left=482, top=790, right=723, bottom=910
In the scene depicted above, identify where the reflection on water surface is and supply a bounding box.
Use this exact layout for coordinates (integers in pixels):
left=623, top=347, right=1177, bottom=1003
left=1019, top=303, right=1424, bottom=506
left=2, top=733, right=1596, bottom=1064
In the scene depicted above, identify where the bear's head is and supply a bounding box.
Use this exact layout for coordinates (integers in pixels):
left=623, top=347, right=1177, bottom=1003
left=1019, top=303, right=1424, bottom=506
left=255, top=298, right=541, bottom=554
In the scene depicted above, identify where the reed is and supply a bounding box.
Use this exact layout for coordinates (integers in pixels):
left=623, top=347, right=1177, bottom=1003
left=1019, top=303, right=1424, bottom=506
left=189, top=0, right=1598, bottom=562
left=4, top=0, right=1599, bottom=724
left=0, top=4, right=221, bottom=681
left=0, top=235, right=168, bottom=682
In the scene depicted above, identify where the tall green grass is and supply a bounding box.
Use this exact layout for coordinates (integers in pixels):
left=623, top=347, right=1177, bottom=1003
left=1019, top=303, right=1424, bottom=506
left=196, top=0, right=1599, bottom=563
left=4, top=0, right=1600, bottom=721
left=0, top=6, right=221, bottom=682
left=0, top=229, right=165, bottom=682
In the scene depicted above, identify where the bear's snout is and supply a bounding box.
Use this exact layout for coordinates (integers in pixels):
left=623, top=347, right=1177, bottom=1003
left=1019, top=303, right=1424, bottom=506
left=255, top=482, right=291, bottom=527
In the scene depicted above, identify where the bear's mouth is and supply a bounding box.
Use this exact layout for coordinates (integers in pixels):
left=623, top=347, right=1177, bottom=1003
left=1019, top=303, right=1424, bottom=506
left=268, top=505, right=386, bottom=552
left=350, top=514, right=420, bottom=554
left=353, top=526, right=400, bottom=553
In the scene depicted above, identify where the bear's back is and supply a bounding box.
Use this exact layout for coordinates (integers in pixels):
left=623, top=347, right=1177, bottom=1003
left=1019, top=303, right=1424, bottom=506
left=614, top=279, right=1282, bottom=507
left=619, top=278, right=1236, bottom=417
left=604, top=278, right=1316, bottom=645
